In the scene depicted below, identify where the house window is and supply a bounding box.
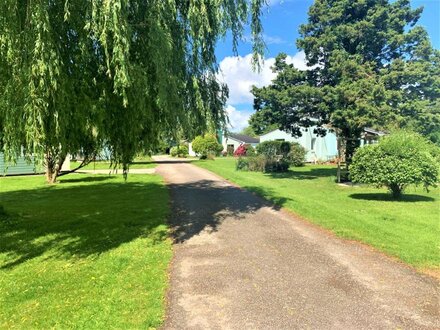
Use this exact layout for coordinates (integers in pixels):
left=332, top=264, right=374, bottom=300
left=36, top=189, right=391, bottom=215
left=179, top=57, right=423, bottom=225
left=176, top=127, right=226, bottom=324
left=227, top=144, right=234, bottom=155
left=311, top=138, right=316, bottom=150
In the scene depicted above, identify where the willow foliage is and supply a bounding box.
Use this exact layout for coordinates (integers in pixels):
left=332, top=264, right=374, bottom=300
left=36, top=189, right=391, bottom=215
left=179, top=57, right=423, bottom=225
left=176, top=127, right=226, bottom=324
left=0, top=0, right=265, bottom=181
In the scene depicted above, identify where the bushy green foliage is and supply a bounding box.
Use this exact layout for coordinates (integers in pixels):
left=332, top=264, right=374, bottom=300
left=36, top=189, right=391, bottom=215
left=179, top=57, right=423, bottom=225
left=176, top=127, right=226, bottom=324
left=236, top=157, right=249, bottom=171
left=288, top=142, right=307, bottom=167
left=256, top=140, right=305, bottom=167
left=191, top=135, right=223, bottom=159
left=350, top=132, right=439, bottom=198
left=256, top=141, right=290, bottom=158
left=236, top=155, right=289, bottom=173
left=170, top=145, right=188, bottom=158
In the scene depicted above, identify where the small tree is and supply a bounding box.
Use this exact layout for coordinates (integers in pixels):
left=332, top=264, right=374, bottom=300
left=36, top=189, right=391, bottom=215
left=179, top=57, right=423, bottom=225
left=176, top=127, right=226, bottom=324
left=288, top=142, right=306, bottom=167
left=191, top=135, right=223, bottom=159
left=350, top=132, right=439, bottom=198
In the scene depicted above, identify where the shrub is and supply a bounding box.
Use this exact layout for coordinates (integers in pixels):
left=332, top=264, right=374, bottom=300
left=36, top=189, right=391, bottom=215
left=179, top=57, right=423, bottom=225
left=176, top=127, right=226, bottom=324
left=237, top=155, right=290, bottom=173
left=170, top=145, right=188, bottom=158
left=234, top=144, right=256, bottom=157
left=192, top=135, right=223, bottom=159
left=236, top=157, right=249, bottom=170
left=288, top=142, right=306, bottom=166
left=257, top=141, right=284, bottom=157
left=256, top=140, right=291, bottom=157
left=248, top=155, right=267, bottom=172
left=246, top=145, right=256, bottom=156
left=350, top=131, right=439, bottom=198
left=263, top=158, right=289, bottom=172
left=177, top=145, right=189, bottom=157
left=234, top=144, right=247, bottom=157
left=169, top=146, right=178, bottom=157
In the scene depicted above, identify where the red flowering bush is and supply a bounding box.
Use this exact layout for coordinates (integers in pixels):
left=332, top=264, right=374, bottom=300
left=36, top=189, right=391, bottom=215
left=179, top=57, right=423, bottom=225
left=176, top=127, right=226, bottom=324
left=234, top=144, right=247, bottom=156
left=233, top=144, right=255, bottom=157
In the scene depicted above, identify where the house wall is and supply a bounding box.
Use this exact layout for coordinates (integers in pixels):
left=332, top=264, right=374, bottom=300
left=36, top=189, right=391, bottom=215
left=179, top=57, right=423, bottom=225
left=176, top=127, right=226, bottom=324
left=188, top=143, right=196, bottom=157
left=222, top=137, right=258, bottom=153
left=260, top=128, right=338, bottom=162
left=0, top=153, right=42, bottom=175
left=222, top=137, right=241, bottom=153
left=0, top=153, right=70, bottom=176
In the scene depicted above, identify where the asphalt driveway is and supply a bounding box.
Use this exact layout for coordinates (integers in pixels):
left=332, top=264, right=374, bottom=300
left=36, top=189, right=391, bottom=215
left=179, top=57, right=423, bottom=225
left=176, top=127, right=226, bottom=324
left=154, top=156, right=439, bottom=329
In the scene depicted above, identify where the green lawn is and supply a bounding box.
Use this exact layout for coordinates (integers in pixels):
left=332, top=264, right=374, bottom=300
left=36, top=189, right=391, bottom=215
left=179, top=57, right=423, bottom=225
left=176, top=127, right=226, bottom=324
left=0, top=173, right=171, bottom=329
left=71, top=156, right=156, bottom=171
left=195, top=158, right=440, bottom=271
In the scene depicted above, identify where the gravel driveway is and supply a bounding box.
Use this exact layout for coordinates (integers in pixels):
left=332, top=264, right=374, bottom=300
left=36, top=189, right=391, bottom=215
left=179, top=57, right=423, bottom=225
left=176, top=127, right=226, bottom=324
left=154, top=156, right=439, bottom=330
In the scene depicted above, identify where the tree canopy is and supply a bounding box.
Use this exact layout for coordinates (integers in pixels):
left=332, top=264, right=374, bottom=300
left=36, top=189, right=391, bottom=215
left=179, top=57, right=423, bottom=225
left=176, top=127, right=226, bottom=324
left=0, top=0, right=265, bottom=182
left=250, top=0, right=440, bottom=162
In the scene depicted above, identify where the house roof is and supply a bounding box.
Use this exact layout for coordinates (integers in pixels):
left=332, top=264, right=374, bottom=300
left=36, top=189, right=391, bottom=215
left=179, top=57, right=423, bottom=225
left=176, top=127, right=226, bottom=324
left=363, top=127, right=387, bottom=136
left=227, top=133, right=260, bottom=144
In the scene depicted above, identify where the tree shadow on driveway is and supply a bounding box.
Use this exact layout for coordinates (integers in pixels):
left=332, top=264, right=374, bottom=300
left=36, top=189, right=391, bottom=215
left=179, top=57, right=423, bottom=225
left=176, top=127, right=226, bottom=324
left=166, top=179, right=293, bottom=243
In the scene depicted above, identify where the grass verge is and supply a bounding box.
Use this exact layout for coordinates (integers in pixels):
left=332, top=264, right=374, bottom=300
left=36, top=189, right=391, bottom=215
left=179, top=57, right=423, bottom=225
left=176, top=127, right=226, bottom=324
left=71, top=156, right=156, bottom=170
left=0, top=173, right=171, bottom=328
left=195, top=158, right=439, bottom=271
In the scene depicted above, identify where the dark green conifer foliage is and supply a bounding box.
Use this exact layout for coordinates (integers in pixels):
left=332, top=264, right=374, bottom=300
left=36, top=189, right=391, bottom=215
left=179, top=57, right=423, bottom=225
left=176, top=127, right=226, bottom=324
left=251, top=0, right=440, bottom=164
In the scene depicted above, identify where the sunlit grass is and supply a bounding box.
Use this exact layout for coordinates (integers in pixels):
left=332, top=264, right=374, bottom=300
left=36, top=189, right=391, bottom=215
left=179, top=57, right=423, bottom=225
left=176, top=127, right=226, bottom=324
left=0, top=173, right=171, bottom=328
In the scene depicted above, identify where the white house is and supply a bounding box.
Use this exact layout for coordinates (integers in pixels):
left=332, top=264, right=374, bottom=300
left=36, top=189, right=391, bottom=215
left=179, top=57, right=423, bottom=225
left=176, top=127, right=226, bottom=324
left=221, top=133, right=259, bottom=155
left=260, top=128, right=338, bottom=162
left=188, top=132, right=259, bottom=156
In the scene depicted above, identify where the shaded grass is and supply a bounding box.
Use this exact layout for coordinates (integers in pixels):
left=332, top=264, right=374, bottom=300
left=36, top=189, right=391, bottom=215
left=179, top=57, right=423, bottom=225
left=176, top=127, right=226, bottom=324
left=195, top=158, right=440, bottom=270
left=71, top=156, right=156, bottom=170
left=0, top=173, right=171, bottom=328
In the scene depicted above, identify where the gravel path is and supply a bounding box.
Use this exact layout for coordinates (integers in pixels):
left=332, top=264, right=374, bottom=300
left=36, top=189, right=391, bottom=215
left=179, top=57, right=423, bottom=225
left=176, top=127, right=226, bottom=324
left=154, top=156, right=439, bottom=330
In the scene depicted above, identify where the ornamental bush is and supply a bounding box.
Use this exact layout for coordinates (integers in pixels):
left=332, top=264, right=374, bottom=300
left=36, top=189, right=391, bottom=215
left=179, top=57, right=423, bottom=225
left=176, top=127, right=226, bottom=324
left=234, top=144, right=256, bottom=157
left=170, top=145, right=188, bottom=158
left=350, top=131, right=439, bottom=198
left=236, top=155, right=289, bottom=173
left=191, top=135, right=223, bottom=159
left=287, top=142, right=306, bottom=167
left=236, top=157, right=249, bottom=170
left=256, top=141, right=291, bottom=158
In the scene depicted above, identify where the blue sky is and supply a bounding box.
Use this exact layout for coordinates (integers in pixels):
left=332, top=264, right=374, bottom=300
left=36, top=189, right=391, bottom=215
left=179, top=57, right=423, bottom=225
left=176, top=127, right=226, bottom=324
left=215, top=0, right=440, bottom=132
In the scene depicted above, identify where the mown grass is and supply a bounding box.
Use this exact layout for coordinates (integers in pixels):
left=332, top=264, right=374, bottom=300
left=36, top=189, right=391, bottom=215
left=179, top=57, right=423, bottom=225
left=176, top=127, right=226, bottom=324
left=0, top=173, right=171, bottom=329
left=195, top=158, right=440, bottom=270
left=71, top=156, right=156, bottom=170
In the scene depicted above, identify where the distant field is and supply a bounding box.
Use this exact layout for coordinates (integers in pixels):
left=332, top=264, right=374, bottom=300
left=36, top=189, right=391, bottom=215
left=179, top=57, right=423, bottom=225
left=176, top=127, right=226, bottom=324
left=0, top=173, right=171, bottom=328
left=195, top=158, right=440, bottom=271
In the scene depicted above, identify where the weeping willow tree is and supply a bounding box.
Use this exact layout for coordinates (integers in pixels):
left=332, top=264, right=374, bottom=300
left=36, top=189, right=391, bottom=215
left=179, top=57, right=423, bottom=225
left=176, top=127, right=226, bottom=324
left=0, top=0, right=265, bottom=183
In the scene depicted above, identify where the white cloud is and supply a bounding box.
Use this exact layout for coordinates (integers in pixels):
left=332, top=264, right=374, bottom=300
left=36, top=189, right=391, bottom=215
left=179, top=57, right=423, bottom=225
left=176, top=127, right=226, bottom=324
left=263, top=34, right=286, bottom=45
left=218, top=51, right=307, bottom=105
left=225, top=105, right=251, bottom=132
left=243, top=33, right=286, bottom=45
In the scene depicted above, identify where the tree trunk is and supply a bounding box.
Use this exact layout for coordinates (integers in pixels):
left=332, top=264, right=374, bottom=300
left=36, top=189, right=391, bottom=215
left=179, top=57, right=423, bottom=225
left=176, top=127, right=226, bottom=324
left=45, top=150, right=66, bottom=184
left=389, top=183, right=403, bottom=199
